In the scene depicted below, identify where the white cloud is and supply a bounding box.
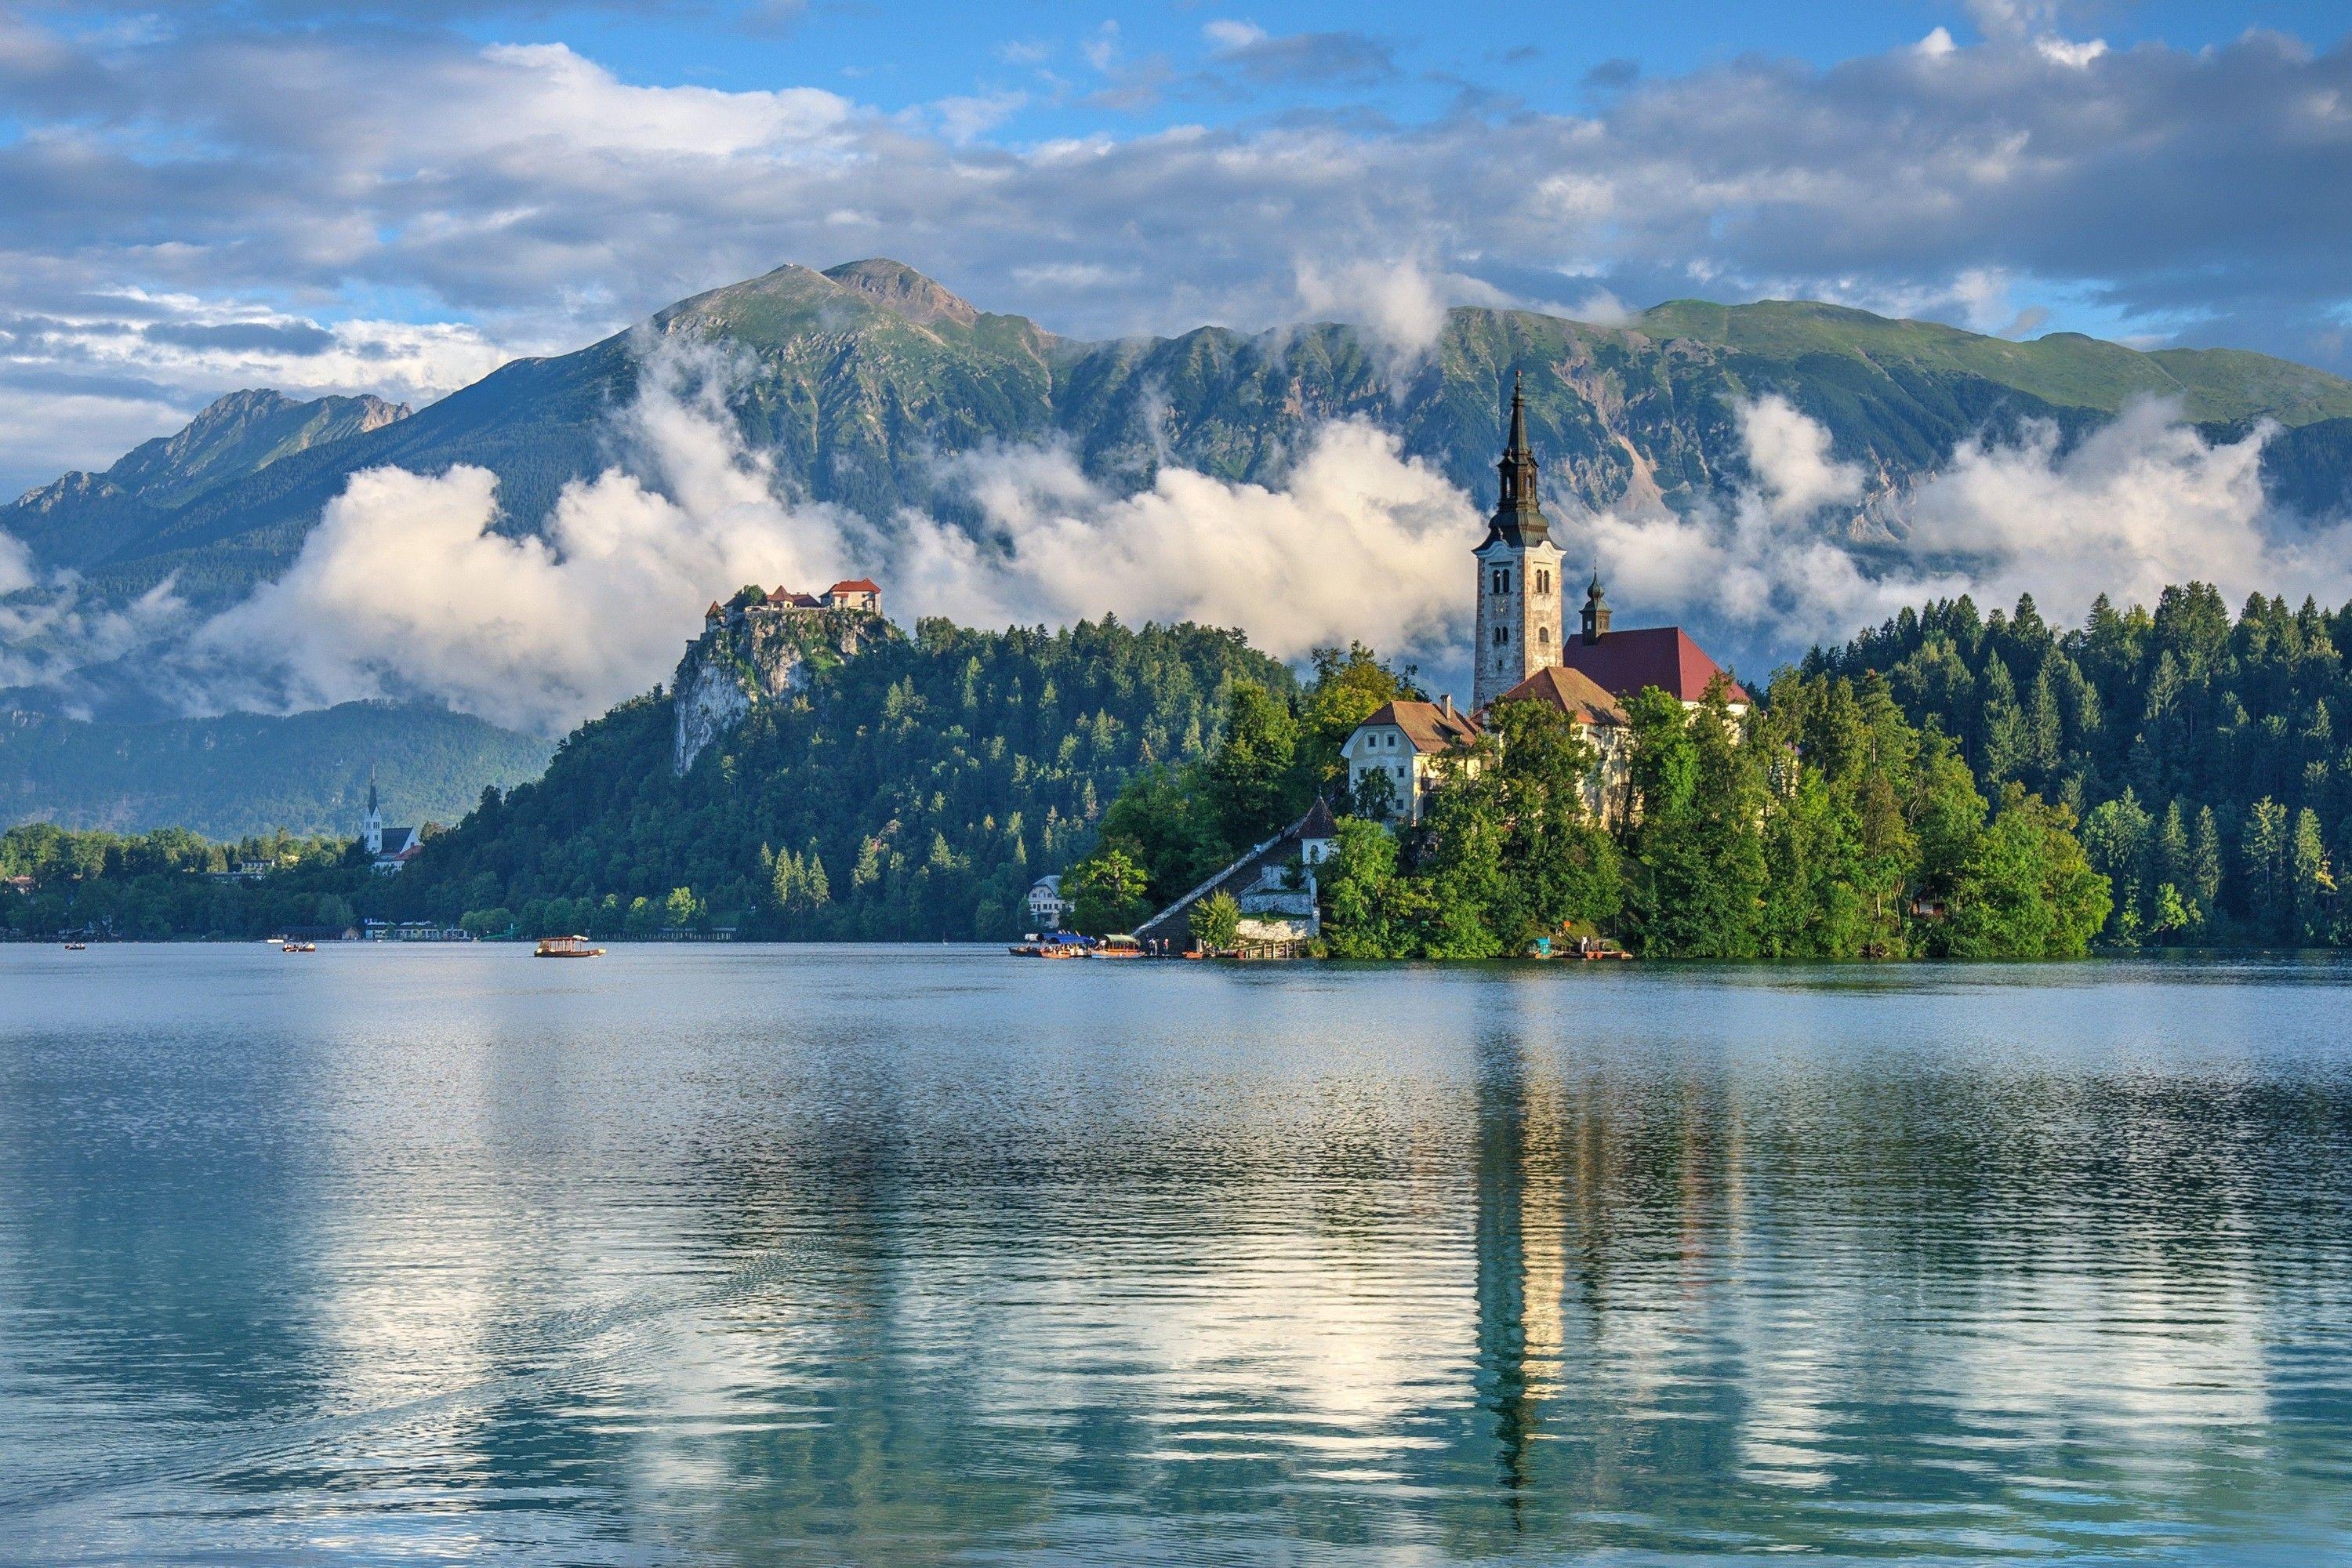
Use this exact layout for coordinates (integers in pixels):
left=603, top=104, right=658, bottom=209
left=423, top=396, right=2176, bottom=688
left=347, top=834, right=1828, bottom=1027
left=1737, top=394, right=1864, bottom=519
left=891, top=422, right=1472, bottom=662
left=180, top=349, right=858, bottom=733
left=1573, top=394, right=2352, bottom=659
left=164, top=347, right=1476, bottom=729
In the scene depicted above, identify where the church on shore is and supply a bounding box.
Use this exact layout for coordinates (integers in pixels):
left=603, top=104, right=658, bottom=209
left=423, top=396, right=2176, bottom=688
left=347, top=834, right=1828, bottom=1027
left=1344, top=375, right=1747, bottom=823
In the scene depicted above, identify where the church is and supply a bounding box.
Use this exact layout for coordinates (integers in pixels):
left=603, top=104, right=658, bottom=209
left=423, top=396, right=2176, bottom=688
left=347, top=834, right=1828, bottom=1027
left=361, top=777, right=423, bottom=873
left=1344, top=374, right=1747, bottom=823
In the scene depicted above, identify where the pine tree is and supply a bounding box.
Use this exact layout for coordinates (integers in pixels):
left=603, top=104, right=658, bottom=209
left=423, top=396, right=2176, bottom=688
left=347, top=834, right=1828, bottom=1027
left=2192, top=805, right=2224, bottom=914
left=2291, top=808, right=2335, bottom=944
left=1976, top=655, right=2024, bottom=783
left=2241, top=798, right=2290, bottom=940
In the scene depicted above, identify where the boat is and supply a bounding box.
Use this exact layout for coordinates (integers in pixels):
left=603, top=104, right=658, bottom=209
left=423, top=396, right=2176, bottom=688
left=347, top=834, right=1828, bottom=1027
left=63, top=941, right=86, bottom=951
left=282, top=941, right=316, bottom=953
left=1088, top=935, right=1145, bottom=960
left=1013, top=931, right=1091, bottom=958
left=534, top=935, right=605, bottom=958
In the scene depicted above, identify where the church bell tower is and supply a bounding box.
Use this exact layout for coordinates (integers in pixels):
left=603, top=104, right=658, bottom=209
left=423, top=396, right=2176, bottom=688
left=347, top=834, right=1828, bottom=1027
left=1472, top=372, right=1564, bottom=710
left=361, top=772, right=384, bottom=857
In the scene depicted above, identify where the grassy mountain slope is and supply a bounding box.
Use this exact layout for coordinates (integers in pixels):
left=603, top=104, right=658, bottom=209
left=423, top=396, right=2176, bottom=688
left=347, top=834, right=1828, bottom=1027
left=21, top=262, right=2352, bottom=609
left=0, top=700, right=550, bottom=838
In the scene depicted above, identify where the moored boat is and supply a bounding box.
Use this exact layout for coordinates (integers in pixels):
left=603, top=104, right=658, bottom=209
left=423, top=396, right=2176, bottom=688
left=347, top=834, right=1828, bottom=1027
left=1089, top=935, right=1145, bottom=960
left=535, top=935, right=604, bottom=958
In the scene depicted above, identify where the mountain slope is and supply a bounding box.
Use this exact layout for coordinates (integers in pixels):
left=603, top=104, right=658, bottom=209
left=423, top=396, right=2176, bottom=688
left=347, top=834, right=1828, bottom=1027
left=0, top=700, right=550, bottom=838
left=17, top=263, right=2352, bottom=608
left=7, top=390, right=409, bottom=572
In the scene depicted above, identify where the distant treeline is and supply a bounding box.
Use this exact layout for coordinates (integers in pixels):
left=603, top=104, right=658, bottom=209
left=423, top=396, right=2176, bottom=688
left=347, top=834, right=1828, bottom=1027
left=1811, top=583, right=2352, bottom=946
left=2, top=822, right=366, bottom=939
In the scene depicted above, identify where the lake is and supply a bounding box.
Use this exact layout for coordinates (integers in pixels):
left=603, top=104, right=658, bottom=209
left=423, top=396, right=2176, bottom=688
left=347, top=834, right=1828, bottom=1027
left=3, top=945, right=2350, bottom=1565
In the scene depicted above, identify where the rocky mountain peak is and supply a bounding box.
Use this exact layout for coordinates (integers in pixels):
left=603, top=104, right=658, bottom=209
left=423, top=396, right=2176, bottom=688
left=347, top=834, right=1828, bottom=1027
left=822, top=259, right=980, bottom=329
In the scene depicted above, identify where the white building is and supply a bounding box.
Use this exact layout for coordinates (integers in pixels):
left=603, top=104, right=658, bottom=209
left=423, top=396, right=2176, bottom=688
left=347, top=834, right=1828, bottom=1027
left=1342, top=699, right=1482, bottom=823
left=361, top=777, right=421, bottom=873
left=1026, top=874, right=1068, bottom=931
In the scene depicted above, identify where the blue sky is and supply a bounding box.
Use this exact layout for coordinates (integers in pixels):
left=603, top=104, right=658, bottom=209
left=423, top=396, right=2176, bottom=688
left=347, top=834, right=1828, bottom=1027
left=3, top=0, right=2351, bottom=495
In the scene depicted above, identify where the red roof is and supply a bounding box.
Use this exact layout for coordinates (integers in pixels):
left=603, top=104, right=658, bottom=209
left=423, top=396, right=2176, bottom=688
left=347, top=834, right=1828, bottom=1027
left=1359, top=700, right=1482, bottom=754
left=1553, top=627, right=1749, bottom=705
left=830, top=579, right=880, bottom=593
left=1489, top=665, right=1628, bottom=726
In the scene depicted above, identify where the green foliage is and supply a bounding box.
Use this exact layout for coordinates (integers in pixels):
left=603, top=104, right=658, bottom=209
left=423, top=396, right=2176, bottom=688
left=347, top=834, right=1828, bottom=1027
left=1316, top=669, right=2104, bottom=962
left=1817, top=583, right=2352, bottom=945
left=1, top=821, right=376, bottom=939
left=390, top=616, right=1287, bottom=942
left=1187, top=890, right=1241, bottom=953
left=1065, top=846, right=1149, bottom=937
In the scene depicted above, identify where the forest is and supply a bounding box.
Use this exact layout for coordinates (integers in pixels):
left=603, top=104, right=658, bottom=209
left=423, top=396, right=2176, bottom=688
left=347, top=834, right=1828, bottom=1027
left=13, top=581, right=2352, bottom=955
left=1065, top=662, right=2108, bottom=960
left=1811, top=584, right=2352, bottom=945
left=378, top=615, right=1290, bottom=941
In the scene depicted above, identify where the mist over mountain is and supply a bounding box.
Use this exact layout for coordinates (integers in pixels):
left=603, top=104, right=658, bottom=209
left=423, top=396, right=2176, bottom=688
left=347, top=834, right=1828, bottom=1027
left=13, top=259, right=2352, bottom=617
left=7, top=256, right=2352, bottom=845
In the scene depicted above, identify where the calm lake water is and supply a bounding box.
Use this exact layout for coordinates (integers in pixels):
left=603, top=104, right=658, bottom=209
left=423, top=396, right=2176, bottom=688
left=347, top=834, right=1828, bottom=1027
left=3, top=946, right=2350, bottom=1565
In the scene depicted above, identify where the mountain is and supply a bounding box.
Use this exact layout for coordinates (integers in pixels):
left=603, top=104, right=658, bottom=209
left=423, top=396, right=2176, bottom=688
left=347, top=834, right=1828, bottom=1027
left=7, top=389, right=409, bottom=574
left=16, top=261, right=2352, bottom=609
left=0, top=700, right=549, bottom=838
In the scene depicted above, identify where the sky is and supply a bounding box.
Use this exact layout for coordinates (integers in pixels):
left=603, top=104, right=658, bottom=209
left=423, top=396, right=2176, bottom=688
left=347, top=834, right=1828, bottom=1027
left=2, top=0, right=2351, bottom=499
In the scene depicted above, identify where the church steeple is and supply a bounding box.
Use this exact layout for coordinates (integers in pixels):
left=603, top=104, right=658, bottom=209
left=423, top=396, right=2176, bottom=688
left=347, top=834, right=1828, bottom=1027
left=1472, top=368, right=1566, bottom=711
left=1581, top=569, right=1612, bottom=645
left=1486, top=370, right=1550, bottom=547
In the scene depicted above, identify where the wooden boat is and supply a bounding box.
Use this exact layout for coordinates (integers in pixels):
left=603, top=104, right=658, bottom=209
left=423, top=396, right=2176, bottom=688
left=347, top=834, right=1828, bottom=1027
left=1088, top=935, right=1145, bottom=960
left=534, top=935, right=604, bottom=958
left=282, top=942, right=316, bottom=953
left=63, top=941, right=86, bottom=950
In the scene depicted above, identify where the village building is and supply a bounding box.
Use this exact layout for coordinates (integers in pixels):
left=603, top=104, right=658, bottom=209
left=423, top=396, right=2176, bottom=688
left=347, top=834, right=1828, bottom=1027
left=1134, top=799, right=1338, bottom=956
left=360, top=776, right=421, bottom=873
left=1026, top=873, right=1068, bottom=931
left=1341, top=697, right=1481, bottom=825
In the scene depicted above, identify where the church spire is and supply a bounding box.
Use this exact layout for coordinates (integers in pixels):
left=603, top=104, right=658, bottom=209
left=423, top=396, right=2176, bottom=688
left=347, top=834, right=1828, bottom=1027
left=1486, top=368, right=1549, bottom=546
left=1581, top=568, right=1611, bottom=645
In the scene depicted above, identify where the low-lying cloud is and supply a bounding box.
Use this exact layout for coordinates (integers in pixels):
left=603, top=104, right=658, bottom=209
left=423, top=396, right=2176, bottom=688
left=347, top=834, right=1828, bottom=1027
left=1584, top=393, right=2352, bottom=660
left=180, top=350, right=855, bottom=733
left=176, top=346, right=1477, bottom=733
left=25, top=354, right=2352, bottom=734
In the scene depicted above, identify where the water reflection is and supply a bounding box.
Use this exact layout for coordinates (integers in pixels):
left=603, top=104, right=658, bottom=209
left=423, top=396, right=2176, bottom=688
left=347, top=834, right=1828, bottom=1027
left=2, top=946, right=2350, bottom=1563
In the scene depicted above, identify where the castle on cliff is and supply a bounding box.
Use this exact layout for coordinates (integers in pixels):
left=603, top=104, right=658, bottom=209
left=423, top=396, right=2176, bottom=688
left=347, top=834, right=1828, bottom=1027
left=673, top=576, right=890, bottom=775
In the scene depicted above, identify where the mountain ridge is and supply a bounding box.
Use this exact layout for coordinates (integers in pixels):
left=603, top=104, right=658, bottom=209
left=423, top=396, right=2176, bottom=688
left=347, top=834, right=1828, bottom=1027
left=11, top=261, right=2352, bottom=615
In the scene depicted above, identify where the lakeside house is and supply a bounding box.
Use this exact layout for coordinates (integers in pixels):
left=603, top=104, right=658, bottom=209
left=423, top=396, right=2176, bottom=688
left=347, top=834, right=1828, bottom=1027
left=1133, top=798, right=1339, bottom=954
left=1026, top=874, right=1068, bottom=931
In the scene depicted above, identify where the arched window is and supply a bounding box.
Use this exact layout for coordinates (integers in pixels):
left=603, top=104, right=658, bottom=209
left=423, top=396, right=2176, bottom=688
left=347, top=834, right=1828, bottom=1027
left=1537, top=624, right=1551, bottom=647
left=1493, top=569, right=1511, bottom=595
left=1494, top=624, right=1509, bottom=645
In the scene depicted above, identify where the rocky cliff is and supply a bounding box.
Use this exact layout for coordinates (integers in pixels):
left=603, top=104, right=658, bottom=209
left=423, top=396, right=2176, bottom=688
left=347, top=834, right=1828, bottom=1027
left=671, top=604, right=891, bottom=775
